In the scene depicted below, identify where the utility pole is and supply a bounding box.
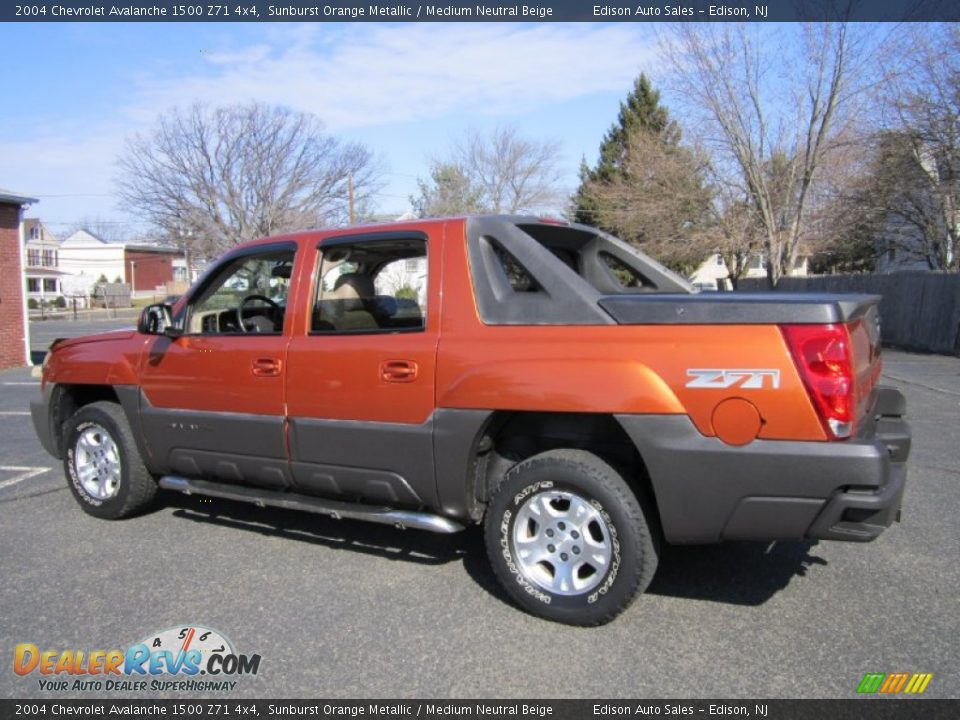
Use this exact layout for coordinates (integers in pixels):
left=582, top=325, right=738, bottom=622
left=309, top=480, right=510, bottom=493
left=348, top=172, right=355, bottom=225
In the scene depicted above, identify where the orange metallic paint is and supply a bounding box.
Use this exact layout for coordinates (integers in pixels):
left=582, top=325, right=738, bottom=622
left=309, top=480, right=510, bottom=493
left=138, top=334, right=289, bottom=417
left=42, top=332, right=146, bottom=389
left=42, top=217, right=843, bottom=443
left=436, top=219, right=829, bottom=441
left=283, top=221, right=444, bottom=425
left=711, top=398, right=763, bottom=446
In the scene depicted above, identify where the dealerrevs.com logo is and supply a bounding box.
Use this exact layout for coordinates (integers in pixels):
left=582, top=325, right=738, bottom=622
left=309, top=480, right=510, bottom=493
left=14, top=625, right=261, bottom=693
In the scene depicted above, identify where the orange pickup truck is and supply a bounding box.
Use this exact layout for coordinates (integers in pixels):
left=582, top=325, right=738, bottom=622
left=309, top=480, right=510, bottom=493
left=31, top=216, right=910, bottom=625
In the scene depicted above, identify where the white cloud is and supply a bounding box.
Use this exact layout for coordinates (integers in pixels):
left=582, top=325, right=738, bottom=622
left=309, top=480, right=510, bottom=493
left=127, top=23, right=659, bottom=130
left=5, top=23, right=660, bottom=225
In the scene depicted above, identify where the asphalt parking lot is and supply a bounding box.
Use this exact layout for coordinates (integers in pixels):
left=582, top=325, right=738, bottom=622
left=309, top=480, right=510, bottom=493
left=2, top=319, right=958, bottom=699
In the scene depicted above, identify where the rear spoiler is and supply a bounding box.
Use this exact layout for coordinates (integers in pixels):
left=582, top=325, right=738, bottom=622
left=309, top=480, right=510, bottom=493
left=598, top=293, right=881, bottom=325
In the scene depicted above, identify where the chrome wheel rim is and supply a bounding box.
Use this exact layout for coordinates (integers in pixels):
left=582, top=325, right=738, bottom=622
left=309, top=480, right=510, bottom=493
left=512, top=489, right=612, bottom=596
left=74, top=425, right=121, bottom=500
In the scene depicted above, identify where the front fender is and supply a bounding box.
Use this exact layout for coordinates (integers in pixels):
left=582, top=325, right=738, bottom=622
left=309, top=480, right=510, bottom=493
left=44, top=335, right=145, bottom=387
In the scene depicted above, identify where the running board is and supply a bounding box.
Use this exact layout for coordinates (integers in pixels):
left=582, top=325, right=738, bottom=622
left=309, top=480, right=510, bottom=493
left=158, top=476, right=465, bottom=534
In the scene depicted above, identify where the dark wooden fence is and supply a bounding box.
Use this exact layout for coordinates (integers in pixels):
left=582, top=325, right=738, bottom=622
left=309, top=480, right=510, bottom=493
left=737, top=273, right=960, bottom=354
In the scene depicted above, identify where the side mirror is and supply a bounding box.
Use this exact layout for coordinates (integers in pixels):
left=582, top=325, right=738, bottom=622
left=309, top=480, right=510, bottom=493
left=138, top=304, right=181, bottom=337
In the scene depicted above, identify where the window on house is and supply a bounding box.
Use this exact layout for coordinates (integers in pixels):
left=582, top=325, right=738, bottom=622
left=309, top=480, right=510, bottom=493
left=27, top=279, right=40, bottom=293
left=43, top=279, right=58, bottom=293
left=42, top=250, right=55, bottom=267
left=27, top=249, right=40, bottom=266
left=29, top=226, right=40, bottom=240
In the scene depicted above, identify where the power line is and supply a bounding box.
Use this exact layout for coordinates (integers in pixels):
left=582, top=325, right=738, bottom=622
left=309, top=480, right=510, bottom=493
left=33, top=193, right=114, bottom=198
left=38, top=220, right=148, bottom=226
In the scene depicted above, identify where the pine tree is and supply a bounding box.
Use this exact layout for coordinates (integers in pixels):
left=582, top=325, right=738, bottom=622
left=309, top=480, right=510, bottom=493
left=572, top=74, right=714, bottom=272
left=412, top=162, right=484, bottom=218
left=573, top=74, right=679, bottom=225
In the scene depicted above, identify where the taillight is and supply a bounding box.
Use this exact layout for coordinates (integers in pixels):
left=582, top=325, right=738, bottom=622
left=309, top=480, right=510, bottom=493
left=781, top=324, right=856, bottom=440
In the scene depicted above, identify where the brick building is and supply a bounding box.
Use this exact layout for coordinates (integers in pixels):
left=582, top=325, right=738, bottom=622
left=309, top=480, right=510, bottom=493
left=0, top=189, right=37, bottom=369
left=124, top=246, right=187, bottom=293
left=59, top=230, right=186, bottom=298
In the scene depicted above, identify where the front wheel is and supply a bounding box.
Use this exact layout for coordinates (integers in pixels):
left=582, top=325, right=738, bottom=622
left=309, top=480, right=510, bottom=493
left=484, top=449, right=658, bottom=625
left=62, top=401, right=157, bottom=519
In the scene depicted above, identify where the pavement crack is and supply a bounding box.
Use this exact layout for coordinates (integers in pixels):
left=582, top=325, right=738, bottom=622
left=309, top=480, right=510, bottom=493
left=883, top=373, right=960, bottom=397
left=0, top=485, right=68, bottom=504
left=915, top=463, right=960, bottom=476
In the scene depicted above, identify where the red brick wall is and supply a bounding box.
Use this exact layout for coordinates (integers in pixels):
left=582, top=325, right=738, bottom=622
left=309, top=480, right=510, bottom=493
left=0, top=203, right=26, bottom=369
left=125, top=249, right=179, bottom=292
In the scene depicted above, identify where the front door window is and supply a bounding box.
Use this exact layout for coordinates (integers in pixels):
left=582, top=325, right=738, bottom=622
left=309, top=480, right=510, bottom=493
left=187, top=250, right=294, bottom=334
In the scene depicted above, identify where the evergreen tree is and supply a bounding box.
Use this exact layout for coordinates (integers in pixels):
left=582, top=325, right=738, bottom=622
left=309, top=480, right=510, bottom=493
left=571, top=74, right=713, bottom=273
left=573, top=74, right=679, bottom=225
left=413, top=126, right=563, bottom=217
left=412, top=162, right=484, bottom=218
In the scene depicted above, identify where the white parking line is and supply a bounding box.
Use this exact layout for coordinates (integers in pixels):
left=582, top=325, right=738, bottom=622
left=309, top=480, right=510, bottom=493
left=2, top=382, right=39, bottom=386
left=0, top=466, right=51, bottom=489
left=0, top=411, right=30, bottom=416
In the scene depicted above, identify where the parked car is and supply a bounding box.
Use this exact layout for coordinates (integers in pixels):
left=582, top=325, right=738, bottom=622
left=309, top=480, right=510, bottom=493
left=31, top=216, right=909, bottom=625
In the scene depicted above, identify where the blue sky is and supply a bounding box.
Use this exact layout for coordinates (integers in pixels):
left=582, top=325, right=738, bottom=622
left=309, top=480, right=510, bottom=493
left=0, top=22, right=672, bottom=236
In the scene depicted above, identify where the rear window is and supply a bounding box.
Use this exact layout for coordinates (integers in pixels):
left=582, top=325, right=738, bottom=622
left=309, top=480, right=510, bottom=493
left=312, top=236, right=427, bottom=334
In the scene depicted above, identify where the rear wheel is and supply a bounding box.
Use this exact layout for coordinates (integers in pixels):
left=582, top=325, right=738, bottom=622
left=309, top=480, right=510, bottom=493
left=484, top=449, right=658, bottom=626
left=62, top=401, right=157, bottom=519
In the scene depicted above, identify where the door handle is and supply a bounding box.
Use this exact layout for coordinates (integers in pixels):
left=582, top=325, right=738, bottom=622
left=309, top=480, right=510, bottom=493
left=252, top=357, right=282, bottom=377
left=380, top=360, right=418, bottom=383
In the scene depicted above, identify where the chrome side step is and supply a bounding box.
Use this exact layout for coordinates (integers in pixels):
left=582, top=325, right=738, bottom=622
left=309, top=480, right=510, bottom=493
left=158, top=476, right=465, bottom=534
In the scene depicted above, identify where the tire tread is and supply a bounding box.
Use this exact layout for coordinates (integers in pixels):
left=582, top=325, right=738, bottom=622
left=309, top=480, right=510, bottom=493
left=63, top=400, right=156, bottom=519
left=485, top=448, right=658, bottom=626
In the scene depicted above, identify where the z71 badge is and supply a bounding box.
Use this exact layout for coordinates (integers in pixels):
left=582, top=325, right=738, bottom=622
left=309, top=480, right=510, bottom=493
left=686, top=368, right=781, bottom=389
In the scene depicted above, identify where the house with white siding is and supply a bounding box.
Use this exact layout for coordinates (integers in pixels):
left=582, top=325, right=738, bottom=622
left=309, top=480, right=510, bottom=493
left=22, top=218, right=67, bottom=306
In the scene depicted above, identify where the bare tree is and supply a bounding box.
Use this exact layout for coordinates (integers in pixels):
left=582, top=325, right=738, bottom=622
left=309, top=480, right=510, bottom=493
left=577, top=124, right=714, bottom=272
left=711, top=190, right=764, bottom=288
left=116, top=103, right=380, bottom=258
left=802, top=132, right=881, bottom=274
left=873, top=25, right=960, bottom=271
left=663, top=22, right=876, bottom=286
left=413, top=126, right=563, bottom=217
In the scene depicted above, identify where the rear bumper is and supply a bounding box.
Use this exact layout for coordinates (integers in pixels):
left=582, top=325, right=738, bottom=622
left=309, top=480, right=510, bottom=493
left=807, top=387, right=909, bottom=541
left=616, top=386, right=910, bottom=544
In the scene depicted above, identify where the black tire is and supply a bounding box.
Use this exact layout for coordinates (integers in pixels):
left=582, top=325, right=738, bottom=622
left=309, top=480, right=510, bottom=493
left=62, top=401, right=157, bottom=519
left=484, top=449, right=658, bottom=626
